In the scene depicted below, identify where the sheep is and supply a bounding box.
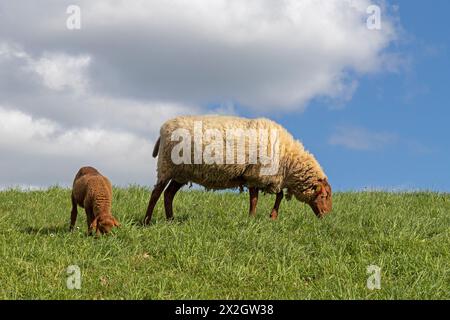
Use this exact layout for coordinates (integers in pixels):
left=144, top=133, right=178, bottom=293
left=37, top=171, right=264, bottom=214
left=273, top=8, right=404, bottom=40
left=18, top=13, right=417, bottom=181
left=70, top=166, right=120, bottom=235
left=143, top=115, right=332, bottom=224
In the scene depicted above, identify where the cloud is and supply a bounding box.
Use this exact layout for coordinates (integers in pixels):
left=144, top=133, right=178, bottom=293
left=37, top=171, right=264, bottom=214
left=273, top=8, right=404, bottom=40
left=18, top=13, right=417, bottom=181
left=0, top=0, right=399, bottom=111
left=0, top=42, right=201, bottom=187
left=0, top=42, right=201, bottom=133
left=28, top=53, right=91, bottom=93
left=329, top=126, right=398, bottom=150
left=0, top=106, right=156, bottom=187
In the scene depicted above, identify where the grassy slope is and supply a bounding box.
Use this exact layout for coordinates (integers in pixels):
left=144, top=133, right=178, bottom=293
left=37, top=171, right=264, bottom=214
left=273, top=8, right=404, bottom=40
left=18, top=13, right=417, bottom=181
left=0, top=187, right=449, bottom=299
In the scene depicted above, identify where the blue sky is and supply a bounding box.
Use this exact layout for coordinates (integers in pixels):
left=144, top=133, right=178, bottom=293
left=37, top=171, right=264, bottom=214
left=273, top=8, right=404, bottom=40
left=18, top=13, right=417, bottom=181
left=244, top=0, right=450, bottom=191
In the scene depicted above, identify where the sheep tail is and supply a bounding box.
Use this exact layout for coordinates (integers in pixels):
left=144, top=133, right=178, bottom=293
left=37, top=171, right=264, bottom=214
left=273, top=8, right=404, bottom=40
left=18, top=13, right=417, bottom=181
left=152, top=137, right=161, bottom=158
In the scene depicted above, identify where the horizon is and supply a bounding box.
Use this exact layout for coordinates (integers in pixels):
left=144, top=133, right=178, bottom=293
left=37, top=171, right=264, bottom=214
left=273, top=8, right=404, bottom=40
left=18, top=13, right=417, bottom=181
left=1, top=0, right=449, bottom=191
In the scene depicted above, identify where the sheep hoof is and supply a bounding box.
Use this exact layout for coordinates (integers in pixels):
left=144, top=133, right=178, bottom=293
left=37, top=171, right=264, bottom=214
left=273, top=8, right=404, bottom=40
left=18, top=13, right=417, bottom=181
left=270, top=211, right=278, bottom=220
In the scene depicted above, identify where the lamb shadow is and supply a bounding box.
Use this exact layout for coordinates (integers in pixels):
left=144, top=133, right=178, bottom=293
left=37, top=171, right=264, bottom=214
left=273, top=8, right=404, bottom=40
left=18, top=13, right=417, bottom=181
left=23, top=225, right=68, bottom=236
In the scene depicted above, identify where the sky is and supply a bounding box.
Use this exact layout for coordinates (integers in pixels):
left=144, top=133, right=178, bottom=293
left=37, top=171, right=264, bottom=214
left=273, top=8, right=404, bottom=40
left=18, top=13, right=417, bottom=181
left=0, top=0, right=448, bottom=191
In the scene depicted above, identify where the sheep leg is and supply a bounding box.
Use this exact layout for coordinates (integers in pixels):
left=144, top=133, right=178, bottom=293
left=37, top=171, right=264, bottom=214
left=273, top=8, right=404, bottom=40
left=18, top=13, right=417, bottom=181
left=70, top=194, right=78, bottom=231
left=270, top=191, right=284, bottom=220
left=249, top=187, right=259, bottom=216
left=144, top=180, right=169, bottom=225
left=164, top=180, right=184, bottom=221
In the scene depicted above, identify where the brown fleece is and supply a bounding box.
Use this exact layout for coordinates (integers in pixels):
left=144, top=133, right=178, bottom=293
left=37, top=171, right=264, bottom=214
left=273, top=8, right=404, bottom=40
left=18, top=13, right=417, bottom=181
left=70, top=166, right=119, bottom=235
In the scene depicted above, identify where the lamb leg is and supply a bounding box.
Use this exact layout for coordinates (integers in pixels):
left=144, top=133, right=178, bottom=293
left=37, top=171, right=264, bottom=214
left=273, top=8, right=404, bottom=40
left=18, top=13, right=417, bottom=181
left=70, top=194, right=78, bottom=231
left=86, top=206, right=95, bottom=235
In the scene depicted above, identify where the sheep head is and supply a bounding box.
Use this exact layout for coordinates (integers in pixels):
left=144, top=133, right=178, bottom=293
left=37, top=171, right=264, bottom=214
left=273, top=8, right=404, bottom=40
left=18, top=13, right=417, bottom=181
left=91, top=214, right=120, bottom=235
left=308, top=179, right=332, bottom=218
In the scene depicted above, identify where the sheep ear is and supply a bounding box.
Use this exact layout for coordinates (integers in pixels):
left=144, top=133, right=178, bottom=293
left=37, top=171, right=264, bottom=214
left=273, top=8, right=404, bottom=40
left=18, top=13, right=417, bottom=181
left=113, top=217, right=120, bottom=227
left=315, top=185, right=323, bottom=193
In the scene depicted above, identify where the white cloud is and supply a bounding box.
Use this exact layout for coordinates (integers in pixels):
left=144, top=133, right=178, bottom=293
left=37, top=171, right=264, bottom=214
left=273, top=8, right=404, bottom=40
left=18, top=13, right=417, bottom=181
left=0, top=106, right=157, bottom=187
left=0, top=42, right=28, bottom=60
left=0, top=42, right=203, bottom=186
left=28, top=53, right=91, bottom=93
left=0, top=106, right=145, bottom=156
left=1, top=43, right=90, bottom=93
left=329, top=126, right=398, bottom=150
left=0, top=0, right=399, bottom=111
left=0, top=41, right=202, bottom=132
left=82, top=97, right=203, bottom=136
left=82, top=0, right=398, bottom=110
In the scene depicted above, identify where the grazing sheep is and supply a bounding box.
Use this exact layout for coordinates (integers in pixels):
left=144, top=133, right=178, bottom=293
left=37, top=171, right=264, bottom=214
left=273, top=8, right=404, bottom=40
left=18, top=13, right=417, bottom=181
left=70, top=166, right=120, bottom=235
left=144, top=115, right=332, bottom=224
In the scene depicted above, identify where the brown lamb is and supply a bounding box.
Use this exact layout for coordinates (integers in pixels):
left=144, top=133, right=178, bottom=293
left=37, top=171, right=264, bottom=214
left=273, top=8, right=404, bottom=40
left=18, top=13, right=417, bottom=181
left=70, top=166, right=120, bottom=235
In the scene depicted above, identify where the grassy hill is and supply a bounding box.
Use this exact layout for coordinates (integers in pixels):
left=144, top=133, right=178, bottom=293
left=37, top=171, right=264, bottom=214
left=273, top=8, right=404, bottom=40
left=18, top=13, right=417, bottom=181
left=0, top=187, right=449, bottom=299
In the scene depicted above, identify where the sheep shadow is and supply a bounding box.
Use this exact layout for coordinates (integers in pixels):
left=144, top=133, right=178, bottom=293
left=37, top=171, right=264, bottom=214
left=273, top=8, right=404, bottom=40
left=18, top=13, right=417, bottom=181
left=129, top=213, right=190, bottom=227
left=23, top=225, right=68, bottom=236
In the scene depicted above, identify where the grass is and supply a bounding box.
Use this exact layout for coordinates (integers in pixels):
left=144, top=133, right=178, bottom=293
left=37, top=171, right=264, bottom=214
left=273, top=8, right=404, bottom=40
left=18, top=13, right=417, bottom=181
left=0, top=187, right=449, bottom=299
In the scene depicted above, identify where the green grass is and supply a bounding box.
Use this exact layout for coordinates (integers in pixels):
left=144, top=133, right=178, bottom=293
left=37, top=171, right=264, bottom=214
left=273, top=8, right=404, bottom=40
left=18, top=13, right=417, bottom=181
left=0, top=187, right=449, bottom=299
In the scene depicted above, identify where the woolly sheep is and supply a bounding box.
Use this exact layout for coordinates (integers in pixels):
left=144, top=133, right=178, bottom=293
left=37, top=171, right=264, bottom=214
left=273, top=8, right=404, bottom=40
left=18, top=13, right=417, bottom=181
left=143, top=115, right=332, bottom=224
left=70, top=166, right=120, bottom=235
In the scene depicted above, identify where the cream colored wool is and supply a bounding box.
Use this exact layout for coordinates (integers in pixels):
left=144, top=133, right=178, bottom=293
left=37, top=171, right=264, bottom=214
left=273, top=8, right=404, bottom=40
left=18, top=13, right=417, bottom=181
left=154, top=115, right=327, bottom=201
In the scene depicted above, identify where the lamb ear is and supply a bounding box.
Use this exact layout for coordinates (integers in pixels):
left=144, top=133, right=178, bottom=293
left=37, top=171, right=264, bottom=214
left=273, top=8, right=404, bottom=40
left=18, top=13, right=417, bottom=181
left=90, top=217, right=98, bottom=230
left=113, top=217, right=120, bottom=227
